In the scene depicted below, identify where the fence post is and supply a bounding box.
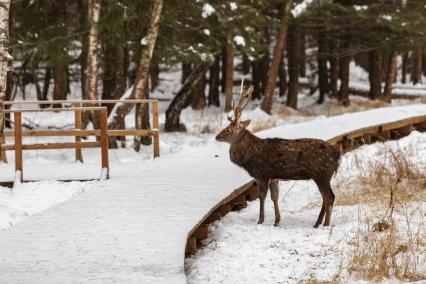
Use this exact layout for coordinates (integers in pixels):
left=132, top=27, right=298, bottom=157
left=0, top=134, right=7, bottom=163
left=74, top=102, right=83, bottom=163
left=100, top=108, right=109, bottom=179
left=14, top=112, right=23, bottom=182
left=152, top=101, right=160, bottom=158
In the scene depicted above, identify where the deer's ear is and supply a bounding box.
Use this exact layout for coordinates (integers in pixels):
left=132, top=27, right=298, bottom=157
left=239, top=119, right=251, bottom=129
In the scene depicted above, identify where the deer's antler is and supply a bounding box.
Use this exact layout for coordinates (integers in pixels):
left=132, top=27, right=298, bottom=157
left=232, top=79, right=253, bottom=124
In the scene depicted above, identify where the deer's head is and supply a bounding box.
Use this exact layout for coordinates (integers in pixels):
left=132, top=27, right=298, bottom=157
left=216, top=81, right=253, bottom=144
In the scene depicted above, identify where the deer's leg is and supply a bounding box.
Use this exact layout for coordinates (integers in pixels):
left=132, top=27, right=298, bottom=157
left=269, top=179, right=281, bottom=226
left=323, top=181, right=335, bottom=227
left=313, top=179, right=326, bottom=228
left=257, top=179, right=268, bottom=224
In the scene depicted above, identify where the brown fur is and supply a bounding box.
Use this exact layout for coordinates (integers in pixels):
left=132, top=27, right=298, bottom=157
left=216, top=126, right=340, bottom=228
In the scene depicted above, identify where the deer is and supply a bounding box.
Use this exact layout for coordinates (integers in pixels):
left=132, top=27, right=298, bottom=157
left=216, top=82, right=340, bottom=228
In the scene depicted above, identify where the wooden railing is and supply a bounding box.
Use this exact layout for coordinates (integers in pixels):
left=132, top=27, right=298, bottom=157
left=0, top=99, right=160, bottom=182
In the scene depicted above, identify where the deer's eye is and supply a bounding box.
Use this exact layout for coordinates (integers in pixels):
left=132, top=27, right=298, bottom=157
left=226, top=129, right=232, bottom=134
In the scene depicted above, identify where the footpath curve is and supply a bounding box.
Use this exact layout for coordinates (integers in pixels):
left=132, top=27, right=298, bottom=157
left=0, top=104, right=424, bottom=284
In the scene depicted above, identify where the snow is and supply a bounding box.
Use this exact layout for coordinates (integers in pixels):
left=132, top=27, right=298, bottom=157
left=0, top=104, right=425, bottom=282
left=186, top=131, right=426, bottom=283
left=229, top=2, right=237, bottom=11
left=233, top=35, right=246, bottom=47
left=203, top=29, right=210, bottom=36
left=291, top=0, right=314, bottom=17
left=140, top=36, right=148, bottom=46
left=201, top=4, right=215, bottom=18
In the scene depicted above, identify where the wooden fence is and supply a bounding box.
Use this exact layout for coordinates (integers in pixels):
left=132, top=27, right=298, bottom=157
left=1, top=99, right=160, bottom=182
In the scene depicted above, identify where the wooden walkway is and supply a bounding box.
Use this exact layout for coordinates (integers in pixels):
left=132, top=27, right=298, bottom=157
left=0, top=104, right=425, bottom=283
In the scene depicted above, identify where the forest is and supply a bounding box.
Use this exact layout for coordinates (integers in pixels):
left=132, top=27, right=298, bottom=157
left=1, top=0, right=425, bottom=140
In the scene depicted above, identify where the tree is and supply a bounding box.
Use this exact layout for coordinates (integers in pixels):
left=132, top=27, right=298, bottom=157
left=260, top=0, right=293, bottom=114
left=0, top=0, right=11, bottom=138
left=382, top=49, right=397, bottom=102
left=84, top=0, right=101, bottom=128
left=108, top=0, right=163, bottom=151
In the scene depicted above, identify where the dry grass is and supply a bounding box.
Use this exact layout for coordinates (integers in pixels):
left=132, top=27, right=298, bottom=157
left=335, top=147, right=426, bottom=207
left=333, top=145, right=426, bottom=281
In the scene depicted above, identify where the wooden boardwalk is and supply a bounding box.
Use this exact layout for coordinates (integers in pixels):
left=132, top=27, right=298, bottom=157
left=0, top=104, right=425, bottom=283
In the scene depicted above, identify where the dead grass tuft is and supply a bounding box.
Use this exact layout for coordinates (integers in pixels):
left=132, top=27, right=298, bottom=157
left=335, top=147, right=426, bottom=207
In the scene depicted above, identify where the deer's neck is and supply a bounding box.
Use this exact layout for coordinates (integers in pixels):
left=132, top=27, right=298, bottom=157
left=229, top=130, right=260, bottom=166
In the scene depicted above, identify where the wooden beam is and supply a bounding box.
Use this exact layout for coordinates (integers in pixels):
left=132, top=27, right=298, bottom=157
left=100, top=109, right=109, bottom=179
left=203, top=213, right=221, bottom=224
left=152, top=101, right=160, bottom=158
left=4, top=107, right=107, bottom=113
left=230, top=194, right=247, bottom=211
left=74, top=102, right=83, bottom=163
left=214, top=204, right=231, bottom=216
left=14, top=112, right=23, bottom=182
left=192, top=224, right=209, bottom=240
left=0, top=142, right=102, bottom=151
left=185, top=237, right=197, bottom=255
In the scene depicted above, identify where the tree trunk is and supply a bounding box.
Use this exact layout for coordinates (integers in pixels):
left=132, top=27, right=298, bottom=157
left=224, top=31, right=234, bottom=112
left=278, top=57, right=287, bottom=97
left=242, top=54, right=250, bottom=75
left=150, top=63, right=159, bottom=91
left=107, top=0, right=163, bottom=151
left=338, top=38, right=350, bottom=106
left=42, top=68, right=51, bottom=102
left=221, top=46, right=227, bottom=93
left=286, top=24, right=299, bottom=110
left=382, top=49, right=397, bottom=103
left=368, top=49, right=382, bottom=100
left=329, top=38, right=339, bottom=98
left=53, top=63, right=68, bottom=108
left=181, top=63, right=192, bottom=84
left=317, top=31, right=329, bottom=104
left=252, top=60, right=261, bottom=100
left=260, top=0, right=293, bottom=114
left=102, top=44, right=126, bottom=114
left=401, top=51, right=408, bottom=84
left=0, top=0, right=11, bottom=137
left=84, top=0, right=101, bottom=128
left=411, top=47, right=422, bottom=84
left=165, top=64, right=211, bottom=132
left=208, top=56, right=220, bottom=107
left=191, top=72, right=206, bottom=110
left=299, top=29, right=306, bottom=78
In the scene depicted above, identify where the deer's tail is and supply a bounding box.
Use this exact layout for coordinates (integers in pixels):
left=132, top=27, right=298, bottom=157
left=333, top=147, right=341, bottom=177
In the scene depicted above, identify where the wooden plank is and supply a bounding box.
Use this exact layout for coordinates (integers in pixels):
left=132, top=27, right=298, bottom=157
left=4, top=130, right=100, bottom=137
left=16, top=142, right=101, bottom=151
left=230, top=194, right=247, bottom=211
left=152, top=101, right=160, bottom=158
left=185, top=237, right=197, bottom=255
left=14, top=112, right=23, bottom=182
left=74, top=102, right=83, bottom=163
left=100, top=109, right=109, bottom=179
left=4, top=99, right=158, bottom=105
left=0, top=135, right=7, bottom=163
left=245, top=185, right=259, bottom=201
left=214, top=204, right=231, bottom=216
left=396, top=124, right=413, bottom=136
left=192, top=224, right=209, bottom=240
left=5, top=107, right=107, bottom=113
left=203, top=213, right=221, bottom=224
left=107, top=129, right=159, bottom=136
left=4, top=129, right=161, bottom=137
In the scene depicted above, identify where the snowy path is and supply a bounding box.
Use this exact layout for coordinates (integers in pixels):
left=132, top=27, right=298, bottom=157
left=0, top=104, right=425, bottom=283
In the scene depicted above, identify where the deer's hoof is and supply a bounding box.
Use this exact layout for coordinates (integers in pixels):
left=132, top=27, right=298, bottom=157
left=274, top=223, right=280, bottom=227
left=313, top=223, right=320, bottom=229
left=257, top=219, right=264, bottom=224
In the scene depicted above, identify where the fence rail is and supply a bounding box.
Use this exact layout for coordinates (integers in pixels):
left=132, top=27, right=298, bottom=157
left=1, top=99, right=160, bottom=182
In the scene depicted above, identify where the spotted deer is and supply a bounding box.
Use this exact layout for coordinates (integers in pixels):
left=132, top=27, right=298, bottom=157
left=216, top=82, right=340, bottom=227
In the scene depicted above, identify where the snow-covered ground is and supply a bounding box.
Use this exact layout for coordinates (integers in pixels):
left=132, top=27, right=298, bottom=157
left=1, top=63, right=425, bottom=283
left=185, top=131, right=426, bottom=283
left=0, top=104, right=425, bottom=283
